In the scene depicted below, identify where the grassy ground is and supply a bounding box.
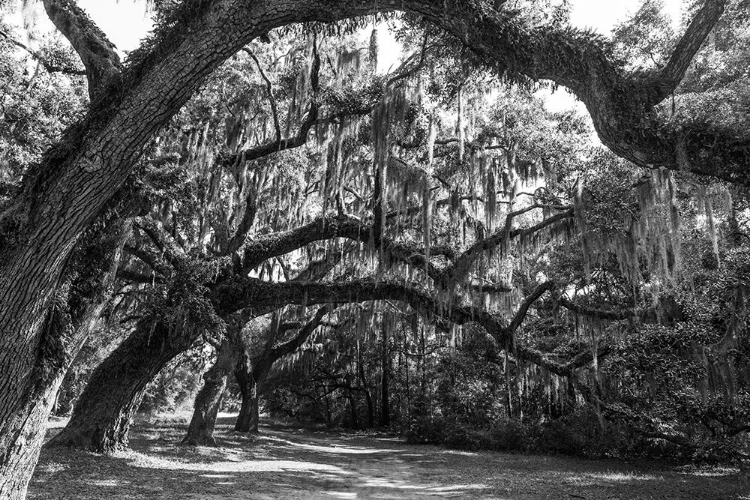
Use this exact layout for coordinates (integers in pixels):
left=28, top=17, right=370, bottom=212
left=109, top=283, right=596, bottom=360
left=29, top=415, right=749, bottom=499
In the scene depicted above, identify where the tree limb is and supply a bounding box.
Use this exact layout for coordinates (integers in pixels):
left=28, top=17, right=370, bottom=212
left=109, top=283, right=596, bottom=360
left=507, top=281, right=555, bottom=334
left=271, top=306, right=332, bottom=360
left=556, top=295, right=642, bottom=321
left=243, top=48, right=281, bottom=143
left=440, top=205, right=573, bottom=285
left=41, top=0, right=121, bottom=96
left=658, top=0, right=727, bottom=100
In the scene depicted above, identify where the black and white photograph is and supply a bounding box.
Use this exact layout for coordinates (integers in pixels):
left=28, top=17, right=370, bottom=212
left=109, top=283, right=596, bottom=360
left=0, top=0, right=748, bottom=498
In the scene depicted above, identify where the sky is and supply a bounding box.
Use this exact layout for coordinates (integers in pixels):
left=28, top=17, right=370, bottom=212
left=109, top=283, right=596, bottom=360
left=34, top=0, right=687, bottom=56
left=8, top=0, right=687, bottom=111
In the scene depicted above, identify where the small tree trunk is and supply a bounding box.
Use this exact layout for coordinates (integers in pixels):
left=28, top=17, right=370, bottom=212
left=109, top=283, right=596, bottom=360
left=380, top=327, right=390, bottom=427
left=348, top=390, right=359, bottom=429
left=234, top=361, right=261, bottom=433
left=48, top=320, right=196, bottom=452
left=324, top=394, right=332, bottom=426
left=364, top=390, right=374, bottom=428
left=235, top=384, right=260, bottom=433
left=182, top=338, right=237, bottom=446
left=504, top=351, right=514, bottom=418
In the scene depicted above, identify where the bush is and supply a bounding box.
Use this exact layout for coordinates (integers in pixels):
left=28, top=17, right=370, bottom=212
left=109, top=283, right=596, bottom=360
left=488, top=419, right=531, bottom=452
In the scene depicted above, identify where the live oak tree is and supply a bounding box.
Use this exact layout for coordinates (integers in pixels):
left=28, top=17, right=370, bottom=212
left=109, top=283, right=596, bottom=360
left=53, top=31, right=586, bottom=452
left=0, top=0, right=745, bottom=497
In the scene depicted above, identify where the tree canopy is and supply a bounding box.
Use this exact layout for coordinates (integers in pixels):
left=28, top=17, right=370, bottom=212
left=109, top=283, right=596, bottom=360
left=0, top=1, right=749, bottom=498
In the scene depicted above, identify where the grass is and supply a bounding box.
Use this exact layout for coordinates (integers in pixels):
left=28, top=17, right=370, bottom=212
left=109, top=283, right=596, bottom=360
left=29, top=414, right=749, bottom=499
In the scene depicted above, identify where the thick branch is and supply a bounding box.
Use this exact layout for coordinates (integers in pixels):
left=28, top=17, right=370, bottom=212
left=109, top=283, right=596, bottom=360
left=440, top=205, right=573, bottom=285
left=513, top=345, right=611, bottom=378
left=215, top=277, right=520, bottom=349
left=134, top=217, right=186, bottom=271
left=41, top=0, right=121, bottom=95
left=507, top=281, right=554, bottom=334
left=223, top=186, right=258, bottom=255
left=658, top=0, right=727, bottom=98
left=214, top=277, right=569, bottom=382
left=239, top=215, right=443, bottom=280
left=557, top=296, right=641, bottom=321
left=270, top=306, right=332, bottom=360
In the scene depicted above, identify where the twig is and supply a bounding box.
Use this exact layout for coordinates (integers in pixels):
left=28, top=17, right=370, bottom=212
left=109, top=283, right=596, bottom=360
left=0, top=28, right=86, bottom=76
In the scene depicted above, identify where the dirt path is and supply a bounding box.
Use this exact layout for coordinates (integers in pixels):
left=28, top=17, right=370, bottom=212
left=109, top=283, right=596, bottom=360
left=29, top=416, right=748, bottom=499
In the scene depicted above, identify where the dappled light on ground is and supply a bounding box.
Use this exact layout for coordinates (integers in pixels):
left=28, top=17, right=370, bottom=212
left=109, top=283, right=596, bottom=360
left=29, top=417, right=746, bottom=499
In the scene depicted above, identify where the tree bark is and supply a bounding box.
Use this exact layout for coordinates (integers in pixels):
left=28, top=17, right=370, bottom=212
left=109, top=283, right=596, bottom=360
left=380, top=327, right=391, bottom=427
left=0, top=369, right=67, bottom=499
left=0, top=218, right=128, bottom=498
left=234, top=357, right=261, bottom=434
left=235, top=385, right=260, bottom=433
left=48, top=320, right=197, bottom=452
left=348, top=390, right=359, bottom=429
left=182, top=338, right=238, bottom=446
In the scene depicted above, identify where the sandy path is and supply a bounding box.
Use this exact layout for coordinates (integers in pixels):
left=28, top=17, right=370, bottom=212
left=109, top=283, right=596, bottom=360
left=28, top=416, right=748, bottom=499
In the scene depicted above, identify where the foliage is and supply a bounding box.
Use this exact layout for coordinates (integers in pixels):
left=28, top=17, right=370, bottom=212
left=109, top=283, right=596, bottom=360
left=2, top=1, right=748, bottom=469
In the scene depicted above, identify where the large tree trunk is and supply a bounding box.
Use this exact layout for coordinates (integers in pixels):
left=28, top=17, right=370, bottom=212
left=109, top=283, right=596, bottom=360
left=182, top=339, right=238, bottom=446
left=0, top=2, right=372, bottom=493
left=0, top=219, right=128, bottom=499
left=48, top=320, right=196, bottom=452
left=0, top=369, right=67, bottom=498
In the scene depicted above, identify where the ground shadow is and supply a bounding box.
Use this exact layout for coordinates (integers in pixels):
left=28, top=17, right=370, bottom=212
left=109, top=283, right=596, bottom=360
left=29, top=416, right=747, bottom=499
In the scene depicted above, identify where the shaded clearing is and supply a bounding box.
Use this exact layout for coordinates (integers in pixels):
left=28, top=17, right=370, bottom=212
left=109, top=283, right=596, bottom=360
left=29, top=416, right=748, bottom=499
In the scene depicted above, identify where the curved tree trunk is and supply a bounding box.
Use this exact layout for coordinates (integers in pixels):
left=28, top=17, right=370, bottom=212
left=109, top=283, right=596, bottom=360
left=0, top=220, right=128, bottom=498
left=182, top=339, right=238, bottom=446
left=48, top=320, right=196, bottom=452
left=0, top=369, right=67, bottom=498
left=0, top=2, right=374, bottom=493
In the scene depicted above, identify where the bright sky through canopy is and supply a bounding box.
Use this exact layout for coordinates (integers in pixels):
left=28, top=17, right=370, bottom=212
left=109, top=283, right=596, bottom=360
left=76, top=0, right=685, bottom=56
left=11, top=0, right=686, bottom=112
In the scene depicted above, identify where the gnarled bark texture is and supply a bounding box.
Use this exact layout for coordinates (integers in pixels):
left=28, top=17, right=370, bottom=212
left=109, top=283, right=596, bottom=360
left=0, top=218, right=128, bottom=499
left=182, top=338, right=239, bottom=446
left=48, top=321, right=196, bottom=452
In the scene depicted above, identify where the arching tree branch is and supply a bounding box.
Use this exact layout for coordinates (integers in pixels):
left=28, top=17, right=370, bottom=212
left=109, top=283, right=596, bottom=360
left=41, top=0, right=121, bottom=95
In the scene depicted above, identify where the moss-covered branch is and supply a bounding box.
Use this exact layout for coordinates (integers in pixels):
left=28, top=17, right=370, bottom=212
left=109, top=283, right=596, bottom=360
left=41, top=0, right=121, bottom=95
